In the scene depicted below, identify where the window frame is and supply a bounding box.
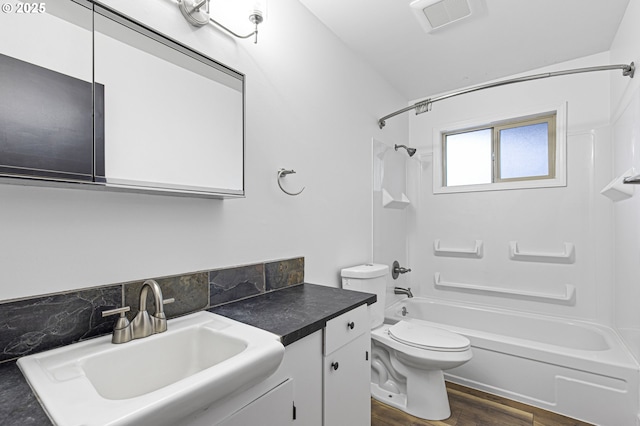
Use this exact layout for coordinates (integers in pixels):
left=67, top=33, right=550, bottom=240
left=493, top=114, right=556, bottom=183
left=433, top=102, right=566, bottom=194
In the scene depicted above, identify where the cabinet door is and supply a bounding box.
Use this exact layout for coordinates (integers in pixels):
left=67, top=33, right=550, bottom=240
left=323, top=332, right=371, bottom=426
left=218, top=379, right=294, bottom=426
left=285, top=330, right=323, bottom=426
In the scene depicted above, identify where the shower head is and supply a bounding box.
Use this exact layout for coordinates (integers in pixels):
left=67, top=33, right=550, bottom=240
left=394, top=144, right=417, bottom=157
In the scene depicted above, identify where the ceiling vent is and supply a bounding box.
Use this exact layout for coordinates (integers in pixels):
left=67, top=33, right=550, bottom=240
left=410, top=0, right=473, bottom=32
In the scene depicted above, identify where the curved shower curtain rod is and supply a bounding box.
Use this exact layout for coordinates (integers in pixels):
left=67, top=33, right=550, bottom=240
left=378, top=62, right=635, bottom=129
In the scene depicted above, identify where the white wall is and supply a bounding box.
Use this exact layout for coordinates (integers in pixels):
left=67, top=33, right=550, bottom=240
left=405, top=53, right=615, bottom=324
left=609, top=0, right=640, bottom=361
left=0, top=0, right=408, bottom=301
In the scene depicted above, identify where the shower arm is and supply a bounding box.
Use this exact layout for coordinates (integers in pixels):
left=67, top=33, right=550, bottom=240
left=377, top=62, right=635, bottom=129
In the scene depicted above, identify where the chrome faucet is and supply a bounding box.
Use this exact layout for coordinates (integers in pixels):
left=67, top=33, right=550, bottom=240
left=102, top=279, right=174, bottom=344
left=394, top=287, right=413, bottom=298
left=131, top=280, right=173, bottom=339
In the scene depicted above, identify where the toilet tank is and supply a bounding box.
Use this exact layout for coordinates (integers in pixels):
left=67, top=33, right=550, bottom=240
left=341, top=264, right=389, bottom=328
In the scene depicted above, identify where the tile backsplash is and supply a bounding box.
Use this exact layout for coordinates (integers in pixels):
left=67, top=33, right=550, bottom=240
left=210, top=263, right=265, bottom=306
left=0, top=287, right=121, bottom=362
left=265, top=257, right=305, bottom=291
left=0, top=257, right=304, bottom=363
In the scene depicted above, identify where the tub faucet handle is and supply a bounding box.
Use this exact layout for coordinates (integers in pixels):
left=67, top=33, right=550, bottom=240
left=392, top=260, right=412, bottom=279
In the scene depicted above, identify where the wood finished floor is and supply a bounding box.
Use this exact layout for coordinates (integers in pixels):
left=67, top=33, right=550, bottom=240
left=371, top=382, right=594, bottom=426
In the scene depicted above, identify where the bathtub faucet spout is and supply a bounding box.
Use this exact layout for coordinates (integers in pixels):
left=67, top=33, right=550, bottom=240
left=394, top=287, right=413, bottom=298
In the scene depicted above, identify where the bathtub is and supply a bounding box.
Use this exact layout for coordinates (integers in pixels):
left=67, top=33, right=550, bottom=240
left=386, top=298, right=640, bottom=426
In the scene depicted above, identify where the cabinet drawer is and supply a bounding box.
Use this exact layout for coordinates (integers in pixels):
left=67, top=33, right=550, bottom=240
left=324, top=304, right=369, bottom=355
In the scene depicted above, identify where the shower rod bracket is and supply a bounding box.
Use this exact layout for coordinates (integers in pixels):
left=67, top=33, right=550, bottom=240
left=415, top=99, right=432, bottom=115
left=623, top=62, right=636, bottom=78
left=378, top=62, right=635, bottom=129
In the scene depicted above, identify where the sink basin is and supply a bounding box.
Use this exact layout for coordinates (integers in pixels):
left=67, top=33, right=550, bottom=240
left=17, top=311, right=285, bottom=426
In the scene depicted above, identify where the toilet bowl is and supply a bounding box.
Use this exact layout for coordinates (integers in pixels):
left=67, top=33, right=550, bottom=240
left=371, top=322, right=472, bottom=420
left=341, top=264, right=472, bottom=421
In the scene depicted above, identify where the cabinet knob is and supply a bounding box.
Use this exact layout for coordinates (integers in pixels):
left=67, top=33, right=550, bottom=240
left=347, top=321, right=355, bottom=330
left=331, top=362, right=339, bottom=371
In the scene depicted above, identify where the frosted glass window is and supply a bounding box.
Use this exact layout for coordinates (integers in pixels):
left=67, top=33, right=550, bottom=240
left=442, top=113, right=556, bottom=187
left=445, top=129, right=492, bottom=186
left=498, top=123, right=549, bottom=179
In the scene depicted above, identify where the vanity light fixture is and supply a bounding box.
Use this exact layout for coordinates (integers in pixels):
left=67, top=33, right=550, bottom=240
left=178, top=0, right=265, bottom=43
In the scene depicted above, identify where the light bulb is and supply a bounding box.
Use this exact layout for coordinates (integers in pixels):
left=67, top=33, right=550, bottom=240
left=250, top=0, right=267, bottom=22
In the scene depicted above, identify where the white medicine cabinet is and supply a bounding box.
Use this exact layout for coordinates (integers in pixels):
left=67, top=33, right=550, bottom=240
left=0, top=0, right=245, bottom=198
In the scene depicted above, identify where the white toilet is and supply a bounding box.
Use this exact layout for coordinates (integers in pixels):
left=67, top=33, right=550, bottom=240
left=341, top=264, right=472, bottom=421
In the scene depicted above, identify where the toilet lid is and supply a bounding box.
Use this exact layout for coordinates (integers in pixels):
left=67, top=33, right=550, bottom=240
left=388, top=320, right=470, bottom=352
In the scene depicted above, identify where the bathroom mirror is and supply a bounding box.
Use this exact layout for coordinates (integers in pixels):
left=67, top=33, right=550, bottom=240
left=93, top=5, right=245, bottom=197
left=0, top=0, right=93, bottom=182
left=0, top=0, right=245, bottom=198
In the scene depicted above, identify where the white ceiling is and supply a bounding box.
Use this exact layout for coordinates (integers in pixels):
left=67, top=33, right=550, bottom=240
left=298, top=0, right=631, bottom=101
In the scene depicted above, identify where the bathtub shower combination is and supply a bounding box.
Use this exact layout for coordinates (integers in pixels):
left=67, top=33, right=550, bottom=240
left=384, top=298, right=639, bottom=426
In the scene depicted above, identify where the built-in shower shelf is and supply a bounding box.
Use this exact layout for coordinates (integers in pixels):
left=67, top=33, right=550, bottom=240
left=433, top=239, right=483, bottom=258
left=508, top=241, right=575, bottom=263
left=601, top=167, right=635, bottom=201
left=434, top=273, right=576, bottom=303
left=382, top=189, right=410, bottom=209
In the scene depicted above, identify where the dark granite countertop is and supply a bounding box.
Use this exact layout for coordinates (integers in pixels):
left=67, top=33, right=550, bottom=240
left=209, top=283, right=376, bottom=346
left=0, top=361, right=51, bottom=425
left=0, top=283, right=375, bottom=425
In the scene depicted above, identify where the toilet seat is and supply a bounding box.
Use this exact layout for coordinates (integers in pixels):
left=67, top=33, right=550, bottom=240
left=388, top=320, right=470, bottom=352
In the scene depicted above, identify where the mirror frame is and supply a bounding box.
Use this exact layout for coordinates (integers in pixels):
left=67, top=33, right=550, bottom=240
left=0, top=0, right=245, bottom=199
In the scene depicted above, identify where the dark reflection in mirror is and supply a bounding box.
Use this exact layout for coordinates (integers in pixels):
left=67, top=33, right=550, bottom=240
left=0, top=0, right=94, bottom=182
left=0, top=0, right=245, bottom=198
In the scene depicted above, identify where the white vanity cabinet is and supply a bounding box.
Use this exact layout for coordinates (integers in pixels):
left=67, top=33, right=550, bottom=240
left=183, top=330, right=322, bottom=426
left=182, top=303, right=371, bottom=426
left=323, top=304, right=371, bottom=426
left=218, top=379, right=294, bottom=426
left=287, top=331, right=323, bottom=426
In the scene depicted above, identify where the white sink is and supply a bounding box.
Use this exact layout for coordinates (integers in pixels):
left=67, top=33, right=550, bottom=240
left=18, top=311, right=285, bottom=426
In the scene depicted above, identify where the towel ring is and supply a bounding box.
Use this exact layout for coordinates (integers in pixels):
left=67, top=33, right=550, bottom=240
left=277, top=168, right=305, bottom=196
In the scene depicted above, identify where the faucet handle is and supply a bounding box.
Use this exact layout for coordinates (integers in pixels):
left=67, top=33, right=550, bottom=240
left=150, top=297, right=175, bottom=334
left=102, top=306, right=133, bottom=344
left=102, top=306, right=130, bottom=317
left=391, top=260, right=412, bottom=279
